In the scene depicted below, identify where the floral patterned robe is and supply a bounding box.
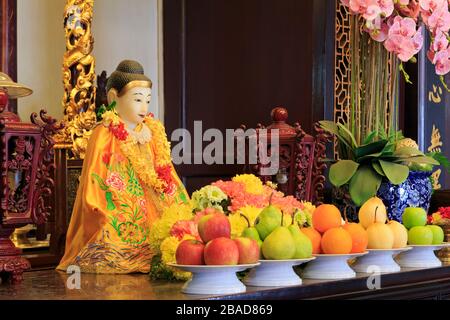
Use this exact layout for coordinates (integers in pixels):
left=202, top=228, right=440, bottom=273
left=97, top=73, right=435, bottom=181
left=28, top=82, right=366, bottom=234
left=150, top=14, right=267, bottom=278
left=57, top=116, right=189, bottom=274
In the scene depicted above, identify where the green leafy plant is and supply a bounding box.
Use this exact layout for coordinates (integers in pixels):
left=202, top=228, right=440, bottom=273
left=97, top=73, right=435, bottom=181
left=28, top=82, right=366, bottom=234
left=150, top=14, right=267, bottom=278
left=320, top=120, right=440, bottom=207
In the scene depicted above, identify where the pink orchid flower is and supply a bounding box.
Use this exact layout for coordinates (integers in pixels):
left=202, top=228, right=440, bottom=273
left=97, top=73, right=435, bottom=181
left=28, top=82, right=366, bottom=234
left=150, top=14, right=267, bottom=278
left=378, top=0, right=395, bottom=17
left=427, top=4, right=450, bottom=33
left=366, top=18, right=390, bottom=41
left=389, top=16, right=418, bottom=37
left=419, top=0, right=446, bottom=11
left=433, top=48, right=450, bottom=74
left=432, top=30, right=449, bottom=51
left=384, top=17, right=423, bottom=61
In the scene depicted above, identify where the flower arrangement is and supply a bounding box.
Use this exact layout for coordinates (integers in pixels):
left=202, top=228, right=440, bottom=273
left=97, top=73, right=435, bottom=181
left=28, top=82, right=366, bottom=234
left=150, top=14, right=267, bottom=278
left=148, top=174, right=316, bottom=280
left=191, top=185, right=229, bottom=212
left=148, top=202, right=197, bottom=280
left=341, top=0, right=450, bottom=81
left=319, top=120, right=448, bottom=206
left=428, top=207, right=450, bottom=225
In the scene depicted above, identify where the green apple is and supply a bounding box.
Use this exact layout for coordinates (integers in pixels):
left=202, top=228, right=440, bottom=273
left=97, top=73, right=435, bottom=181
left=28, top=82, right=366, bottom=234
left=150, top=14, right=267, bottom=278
left=408, top=226, right=433, bottom=245
left=426, top=225, right=444, bottom=245
left=402, top=207, right=427, bottom=229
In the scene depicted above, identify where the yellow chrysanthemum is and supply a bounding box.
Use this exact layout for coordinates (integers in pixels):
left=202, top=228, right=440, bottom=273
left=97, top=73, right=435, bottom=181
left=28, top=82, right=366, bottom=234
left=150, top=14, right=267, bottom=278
left=148, top=203, right=194, bottom=250
left=232, top=174, right=264, bottom=194
left=102, top=110, right=121, bottom=127
left=239, top=206, right=262, bottom=227
left=228, top=213, right=249, bottom=239
left=296, top=201, right=315, bottom=227
left=160, top=236, right=192, bottom=280
left=265, top=181, right=278, bottom=190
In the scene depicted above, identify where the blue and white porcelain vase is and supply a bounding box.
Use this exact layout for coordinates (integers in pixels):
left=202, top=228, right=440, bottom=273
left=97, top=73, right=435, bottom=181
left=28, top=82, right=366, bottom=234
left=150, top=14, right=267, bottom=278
left=377, top=171, right=433, bottom=223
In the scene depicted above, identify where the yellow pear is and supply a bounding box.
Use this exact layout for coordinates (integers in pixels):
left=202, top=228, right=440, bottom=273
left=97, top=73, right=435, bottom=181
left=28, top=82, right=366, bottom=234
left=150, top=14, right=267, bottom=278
left=367, top=222, right=394, bottom=249
left=358, top=197, right=387, bottom=229
left=387, top=220, right=408, bottom=248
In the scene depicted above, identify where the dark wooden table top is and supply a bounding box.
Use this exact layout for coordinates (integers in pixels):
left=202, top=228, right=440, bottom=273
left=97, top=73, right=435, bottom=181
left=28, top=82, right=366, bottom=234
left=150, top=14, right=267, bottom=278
left=0, top=264, right=449, bottom=300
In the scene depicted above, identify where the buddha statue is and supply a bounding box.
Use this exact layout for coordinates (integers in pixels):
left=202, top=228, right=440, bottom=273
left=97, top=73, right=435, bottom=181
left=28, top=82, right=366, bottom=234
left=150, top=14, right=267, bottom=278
left=57, top=60, right=189, bottom=274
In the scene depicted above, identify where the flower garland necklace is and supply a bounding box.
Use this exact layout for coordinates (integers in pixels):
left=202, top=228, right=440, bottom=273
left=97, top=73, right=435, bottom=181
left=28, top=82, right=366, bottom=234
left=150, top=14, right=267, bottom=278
left=101, top=109, right=176, bottom=195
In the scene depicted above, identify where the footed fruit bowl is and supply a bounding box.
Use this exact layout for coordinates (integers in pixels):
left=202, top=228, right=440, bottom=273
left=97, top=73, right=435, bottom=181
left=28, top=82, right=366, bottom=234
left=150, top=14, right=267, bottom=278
left=168, top=263, right=259, bottom=295
left=302, top=252, right=368, bottom=280
left=351, top=247, right=412, bottom=274
left=243, top=258, right=316, bottom=287
left=395, top=243, right=450, bottom=269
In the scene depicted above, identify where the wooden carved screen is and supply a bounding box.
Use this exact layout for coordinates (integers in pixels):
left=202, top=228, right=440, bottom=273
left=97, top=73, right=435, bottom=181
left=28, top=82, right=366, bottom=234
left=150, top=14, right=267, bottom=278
left=334, top=1, right=397, bottom=154
left=334, top=1, right=351, bottom=156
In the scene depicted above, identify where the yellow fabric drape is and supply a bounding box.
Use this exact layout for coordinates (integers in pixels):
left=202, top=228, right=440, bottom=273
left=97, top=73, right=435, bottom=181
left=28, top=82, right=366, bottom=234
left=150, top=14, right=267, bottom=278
left=57, top=124, right=188, bottom=274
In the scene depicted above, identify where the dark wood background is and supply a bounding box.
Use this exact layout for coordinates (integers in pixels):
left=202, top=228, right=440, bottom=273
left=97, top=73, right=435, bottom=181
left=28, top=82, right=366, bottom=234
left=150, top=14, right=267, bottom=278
left=163, top=0, right=335, bottom=194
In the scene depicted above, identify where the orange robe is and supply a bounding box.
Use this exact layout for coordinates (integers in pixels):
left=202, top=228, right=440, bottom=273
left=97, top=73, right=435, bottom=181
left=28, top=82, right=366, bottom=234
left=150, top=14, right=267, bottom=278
left=57, top=121, right=188, bottom=274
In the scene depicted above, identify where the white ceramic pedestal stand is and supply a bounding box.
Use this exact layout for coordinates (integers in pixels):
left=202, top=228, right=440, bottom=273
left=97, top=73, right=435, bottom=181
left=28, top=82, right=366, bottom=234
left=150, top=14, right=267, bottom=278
left=351, top=247, right=412, bottom=274
left=302, top=252, right=368, bottom=280
left=168, top=263, right=259, bottom=295
left=395, top=243, right=449, bottom=269
left=243, top=258, right=315, bottom=287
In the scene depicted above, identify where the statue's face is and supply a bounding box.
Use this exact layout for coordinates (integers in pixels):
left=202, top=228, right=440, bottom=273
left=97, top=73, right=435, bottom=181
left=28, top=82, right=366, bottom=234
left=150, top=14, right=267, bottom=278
left=108, top=86, right=152, bottom=128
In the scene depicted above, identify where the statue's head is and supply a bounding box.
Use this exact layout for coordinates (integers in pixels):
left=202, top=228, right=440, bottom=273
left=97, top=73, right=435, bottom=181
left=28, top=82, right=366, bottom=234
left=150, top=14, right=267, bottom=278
left=106, top=60, right=152, bottom=128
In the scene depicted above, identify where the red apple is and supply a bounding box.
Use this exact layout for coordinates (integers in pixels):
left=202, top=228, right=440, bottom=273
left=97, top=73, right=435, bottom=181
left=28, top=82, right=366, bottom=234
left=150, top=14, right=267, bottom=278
left=234, top=237, right=260, bottom=264
left=204, top=237, right=239, bottom=265
left=197, top=213, right=231, bottom=243
left=175, top=239, right=205, bottom=265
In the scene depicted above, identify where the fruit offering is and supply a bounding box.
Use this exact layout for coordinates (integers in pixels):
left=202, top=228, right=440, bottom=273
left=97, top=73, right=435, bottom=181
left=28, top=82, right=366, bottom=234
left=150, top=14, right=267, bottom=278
left=321, top=227, right=353, bottom=254
left=300, top=227, right=322, bottom=254
left=366, top=221, right=394, bottom=249
left=400, top=206, right=445, bottom=246
left=387, top=220, right=408, bottom=248
left=175, top=212, right=260, bottom=266
left=427, top=225, right=444, bottom=245
left=255, top=201, right=282, bottom=240
left=234, top=237, right=260, bottom=264
left=342, top=222, right=369, bottom=253
left=240, top=200, right=314, bottom=260
left=198, top=213, right=231, bottom=243
left=312, top=204, right=342, bottom=233
left=408, top=226, right=433, bottom=245
left=358, top=196, right=387, bottom=229
left=356, top=197, right=409, bottom=250
left=311, top=204, right=368, bottom=254
left=176, top=239, right=205, bottom=265
left=402, top=207, right=427, bottom=229
left=204, top=237, right=239, bottom=265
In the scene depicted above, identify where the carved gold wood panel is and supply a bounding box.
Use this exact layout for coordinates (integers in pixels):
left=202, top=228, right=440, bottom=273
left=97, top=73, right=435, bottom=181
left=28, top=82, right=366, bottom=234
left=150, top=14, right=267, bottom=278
left=54, top=0, right=96, bottom=159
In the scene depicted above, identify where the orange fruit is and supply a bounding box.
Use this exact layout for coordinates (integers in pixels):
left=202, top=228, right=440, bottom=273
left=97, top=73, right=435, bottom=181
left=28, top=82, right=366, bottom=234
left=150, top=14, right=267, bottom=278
left=342, top=222, right=368, bottom=253
left=321, top=227, right=352, bottom=254
left=312, top=204, right=342, bottom=233
left=301, top=227, right=322, bottom=254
